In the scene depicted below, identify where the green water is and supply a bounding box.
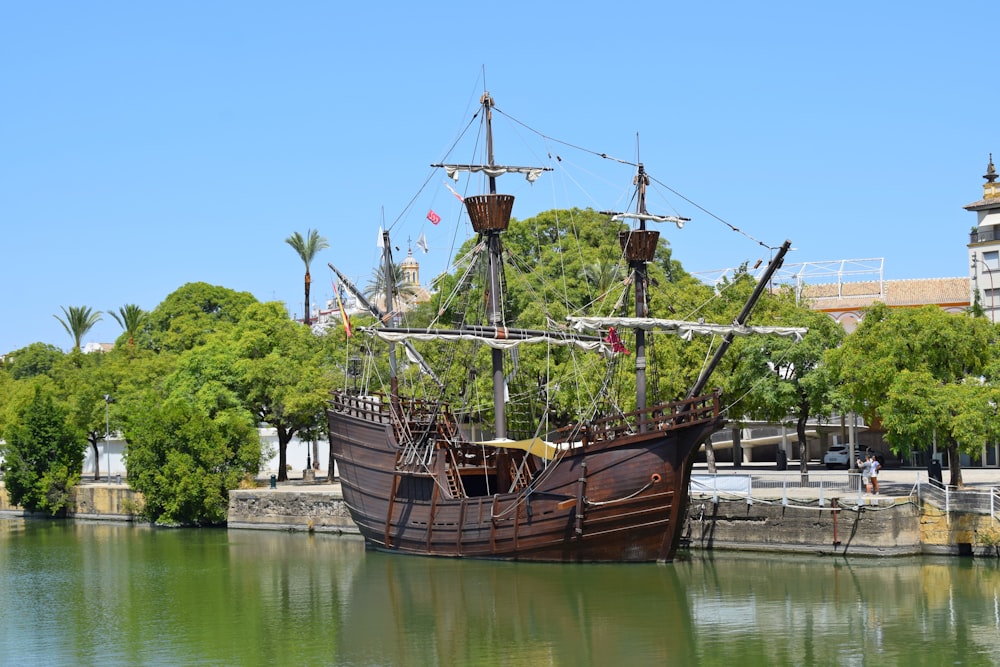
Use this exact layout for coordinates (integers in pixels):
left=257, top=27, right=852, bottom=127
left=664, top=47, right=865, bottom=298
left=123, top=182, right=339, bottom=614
left=2, top=519, right=999, bottom=666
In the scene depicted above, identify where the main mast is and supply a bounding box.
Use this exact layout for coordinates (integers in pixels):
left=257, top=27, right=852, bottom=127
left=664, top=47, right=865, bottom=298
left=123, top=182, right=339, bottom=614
left=481, top=93, right=508, bottom=439
left=433, top=92, right=550, bottom=441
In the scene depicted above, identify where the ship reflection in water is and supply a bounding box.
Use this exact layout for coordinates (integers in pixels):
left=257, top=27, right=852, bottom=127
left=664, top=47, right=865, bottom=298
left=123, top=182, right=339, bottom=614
left=3, top=523, right=1000, bottom=666
left=333, top=541, right=1000, bottom=666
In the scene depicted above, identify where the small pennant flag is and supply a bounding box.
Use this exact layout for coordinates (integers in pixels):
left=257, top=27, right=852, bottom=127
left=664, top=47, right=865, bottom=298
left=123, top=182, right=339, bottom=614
left=416, top=232, right=429, bottom=253
left=604, top=326, right=630, bottom=354
left=427, top=210, right=441, bottom=225
left=444, top=181, right=465, bottom=202
left=376, top=226, right=385, bottom=248
left=335, top=283, right=352, bottom=338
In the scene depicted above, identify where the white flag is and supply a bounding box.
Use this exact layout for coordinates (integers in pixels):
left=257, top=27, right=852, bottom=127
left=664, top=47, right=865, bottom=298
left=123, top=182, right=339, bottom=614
left=416, top=232, right=429, bottom=253
left=377, top=226, right=384, bottom=248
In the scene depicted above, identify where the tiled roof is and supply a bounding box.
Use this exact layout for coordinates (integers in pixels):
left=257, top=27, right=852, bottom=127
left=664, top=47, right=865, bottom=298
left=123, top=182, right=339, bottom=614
left=964, top=198, right=1000, bottom=211
left=802, top=277, right=969, bottom=310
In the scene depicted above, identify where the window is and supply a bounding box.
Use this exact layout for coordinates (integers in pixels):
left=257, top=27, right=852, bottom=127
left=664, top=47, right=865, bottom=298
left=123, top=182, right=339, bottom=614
left=984, top=250, right=1000, bottom=272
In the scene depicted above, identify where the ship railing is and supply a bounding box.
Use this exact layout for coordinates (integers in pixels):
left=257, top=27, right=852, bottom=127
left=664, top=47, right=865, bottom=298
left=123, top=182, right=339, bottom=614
left=330, top=391, right=390, bottom=424
left=571, top=392, right=721, bottom=444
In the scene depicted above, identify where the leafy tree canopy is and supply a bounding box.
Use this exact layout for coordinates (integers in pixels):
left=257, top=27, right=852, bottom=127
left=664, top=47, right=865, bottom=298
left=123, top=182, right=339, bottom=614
left=826, top=303, right=1000, bottom=486
left=2, top=386, right=85, bottom=515
left=4, top=342, right=65, bottom=380
left=148, top=282, right=258, bottom=353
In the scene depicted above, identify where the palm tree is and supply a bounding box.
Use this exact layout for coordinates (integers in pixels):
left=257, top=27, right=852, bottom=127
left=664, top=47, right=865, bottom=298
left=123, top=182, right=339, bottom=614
left=285, top=229, right=330, bottom=326
left=581, top=259, right=622, bottom=296
left=54, top=305, right=102, bottom=352
left=109, top=303, right=148, bottom=347
left=364, top=262, right=420, bottom=318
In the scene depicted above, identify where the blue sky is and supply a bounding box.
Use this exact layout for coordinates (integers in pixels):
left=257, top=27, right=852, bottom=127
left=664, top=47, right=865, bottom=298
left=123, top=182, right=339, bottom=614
left=1, top=2, right=993, bottom=353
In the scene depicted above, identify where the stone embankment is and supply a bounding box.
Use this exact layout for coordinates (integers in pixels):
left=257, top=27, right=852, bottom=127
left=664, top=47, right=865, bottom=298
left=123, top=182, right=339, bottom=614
left=4, top=467, right=999, bottom=557
left=228, top=483, right=357, bottom=533
left=0, top=480, right=143, bottom=521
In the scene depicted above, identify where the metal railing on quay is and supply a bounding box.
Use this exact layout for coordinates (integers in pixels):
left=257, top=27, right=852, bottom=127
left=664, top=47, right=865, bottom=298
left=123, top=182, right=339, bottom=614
left=690, top=471, right=863, bottom=508
left=691, top=469, right=1000, bottom=520
left=915, top=479, right=1000, bottom=522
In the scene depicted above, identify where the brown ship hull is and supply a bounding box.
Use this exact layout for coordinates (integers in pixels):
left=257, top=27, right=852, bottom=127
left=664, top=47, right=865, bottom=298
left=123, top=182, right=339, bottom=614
left=327, top=392, right=722, bottom=563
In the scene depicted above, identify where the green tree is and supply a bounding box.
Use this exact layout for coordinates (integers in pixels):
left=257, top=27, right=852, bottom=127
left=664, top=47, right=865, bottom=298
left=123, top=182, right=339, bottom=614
left=286, top=229, right=329, bottom=327
left=5, top=342, right=64, bottom=380
left=121, top=392, right=261, bottom=525
left=827, top=303, right=998, bottom=487
left=109, top=303, right=149, bottom=348
left=880, top=370, right=1000, bottom=487
left=54, top=305, right=102, bottom=352
left=57, top=354, right=116, bottom=482
left=148, top=282, right=257, bottom=353
left=2, top=386, right=85, bottom=515
left=364, top=261, right=419, bottom=320
left=721, top=288, right=844, bottom=476
left=169, top=301, right=332, bottom=481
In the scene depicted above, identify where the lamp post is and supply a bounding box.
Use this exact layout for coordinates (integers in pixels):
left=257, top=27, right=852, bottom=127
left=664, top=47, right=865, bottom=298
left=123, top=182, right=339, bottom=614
left=104, top=394, right=113, bottom=482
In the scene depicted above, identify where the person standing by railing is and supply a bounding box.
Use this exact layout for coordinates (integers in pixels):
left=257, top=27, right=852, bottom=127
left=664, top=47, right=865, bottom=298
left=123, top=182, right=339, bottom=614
left=869, top=454, right=881, bottom=495
left=858, top=455, right=873, bottom=495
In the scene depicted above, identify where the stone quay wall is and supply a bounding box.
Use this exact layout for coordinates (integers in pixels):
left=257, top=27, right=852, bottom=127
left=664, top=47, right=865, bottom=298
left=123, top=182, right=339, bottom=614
left=227, top=488, right=359, bottom=534
left=0, top=482, right=143, bottom=521
left=685, top=494, right=1000, bottom=558
left=685, top=496, right=924, bottom=557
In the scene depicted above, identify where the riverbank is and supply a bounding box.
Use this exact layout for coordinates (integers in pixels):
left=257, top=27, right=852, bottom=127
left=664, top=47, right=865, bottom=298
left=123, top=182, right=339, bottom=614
left=4, top=464, right=999, bottom=557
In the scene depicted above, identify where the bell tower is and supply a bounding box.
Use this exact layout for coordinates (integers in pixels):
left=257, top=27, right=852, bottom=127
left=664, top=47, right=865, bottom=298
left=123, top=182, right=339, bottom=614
left=965, top=155, right=1000, bottom=322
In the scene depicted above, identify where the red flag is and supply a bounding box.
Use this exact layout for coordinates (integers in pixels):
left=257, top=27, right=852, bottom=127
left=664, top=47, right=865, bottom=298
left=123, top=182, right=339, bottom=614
left=427, top=209, right=441, bottom=225
left=605, top=326, right=630, bottom=354
left=444, top=182, right=465, bottom=202
left=335, top=285, right=352, bottom=338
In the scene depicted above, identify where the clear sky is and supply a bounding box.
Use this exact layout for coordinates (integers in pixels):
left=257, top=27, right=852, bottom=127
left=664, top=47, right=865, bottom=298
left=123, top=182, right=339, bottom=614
left=1, top=2, right=993, bottom=354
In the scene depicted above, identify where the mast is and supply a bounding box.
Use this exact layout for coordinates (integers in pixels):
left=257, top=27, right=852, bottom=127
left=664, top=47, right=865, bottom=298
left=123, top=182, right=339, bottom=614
left=602, top=164, right=690, bottom=431
left=632, top=164, right=651, bottom=426
left=482, top=93, right=507, bottom=439
left=685, top=239, right=793, bottom=400
left=433, top=92, right=550, bottom=441
left=381, top=229, right=400, bottom=403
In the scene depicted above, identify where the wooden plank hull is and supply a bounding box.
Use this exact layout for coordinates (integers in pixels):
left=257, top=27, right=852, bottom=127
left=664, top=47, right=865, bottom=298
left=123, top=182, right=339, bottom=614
left=327, top=395, right=722, bottom=563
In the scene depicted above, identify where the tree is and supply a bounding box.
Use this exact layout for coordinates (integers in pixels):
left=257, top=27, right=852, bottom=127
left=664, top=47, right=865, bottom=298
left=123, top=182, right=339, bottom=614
left=880, top=370, right=1000, bottom=488
left=827, top=303, right=998, bottom=487
left=2, top=386, right=85, bottom=515
left=121, top=392, right=261, bottom=525
left=54, top=305, right=102, bottom=352
left=363, top=261, right=419, bottom=321
left=109, top=303, right=149, bottom=348
left=148, top=282, right=257, bottom=353
left=57, top=355, right=116, bottom=481
left=5, top=342, right=64, bottom=380
left=721, top=288, right=844, bottom=477
left=169, top=301, right=332, bottom=482
left=286, top=229, right=329, bottom=327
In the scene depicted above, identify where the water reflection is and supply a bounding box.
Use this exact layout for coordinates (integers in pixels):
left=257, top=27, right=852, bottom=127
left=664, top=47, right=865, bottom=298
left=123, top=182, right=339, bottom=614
left=3, top=521, right=1000, bottom=666
left=336, top=553, right=698, bottom=666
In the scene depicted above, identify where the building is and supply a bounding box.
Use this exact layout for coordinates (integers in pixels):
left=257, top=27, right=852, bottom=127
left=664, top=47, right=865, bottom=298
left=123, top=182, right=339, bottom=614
left=966, top=154, right=1000, bottom=323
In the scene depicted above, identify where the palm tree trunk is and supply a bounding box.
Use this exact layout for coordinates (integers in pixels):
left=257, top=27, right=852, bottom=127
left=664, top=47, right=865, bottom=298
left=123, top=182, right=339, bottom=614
left=303, top=270, right=312, bottom=326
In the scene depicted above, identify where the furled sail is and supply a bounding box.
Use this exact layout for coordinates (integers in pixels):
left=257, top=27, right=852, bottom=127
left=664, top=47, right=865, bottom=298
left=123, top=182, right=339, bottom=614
left=436, top=164, right=551, bottom=183
left=365, top=326, right=610, bottom=352
left=568, top=316, right=808, bottom=341
left=602, top=211, right=690, bottom=229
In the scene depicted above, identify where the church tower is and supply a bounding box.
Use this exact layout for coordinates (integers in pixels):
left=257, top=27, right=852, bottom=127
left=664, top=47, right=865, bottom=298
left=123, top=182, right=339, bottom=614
left=965, top=155, right=1000, bottom=322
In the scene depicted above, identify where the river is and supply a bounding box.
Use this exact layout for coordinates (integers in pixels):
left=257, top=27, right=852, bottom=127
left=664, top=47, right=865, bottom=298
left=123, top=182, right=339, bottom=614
left=1, top=519, right=998, bottom=666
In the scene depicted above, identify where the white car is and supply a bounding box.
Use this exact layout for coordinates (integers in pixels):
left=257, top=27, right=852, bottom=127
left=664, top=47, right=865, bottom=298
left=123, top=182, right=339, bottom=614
left=823, top=444, right=851, bottom=469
